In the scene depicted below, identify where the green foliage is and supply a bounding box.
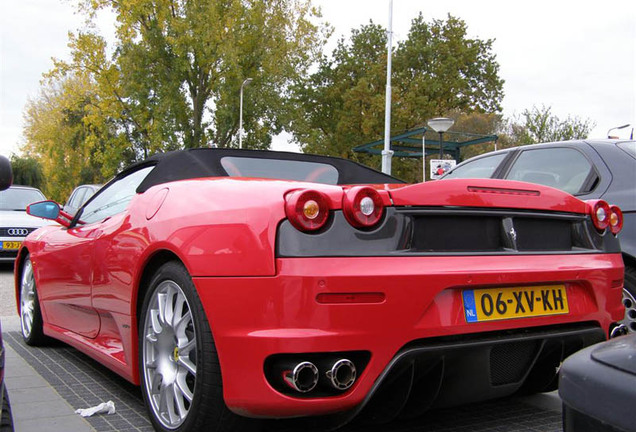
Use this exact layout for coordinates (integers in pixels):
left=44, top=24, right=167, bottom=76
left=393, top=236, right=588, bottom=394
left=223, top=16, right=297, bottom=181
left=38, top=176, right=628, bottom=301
left=22, top=74, right=113, bottom=201
left=288, top=14, right=505, bottom=181
left=22, top=0, right=327, bottom=195
left=65, top=0, right=327, bottom=152
left=507, top=105, right=595, bottom=145
left=10, top=156, right=44, bottom=190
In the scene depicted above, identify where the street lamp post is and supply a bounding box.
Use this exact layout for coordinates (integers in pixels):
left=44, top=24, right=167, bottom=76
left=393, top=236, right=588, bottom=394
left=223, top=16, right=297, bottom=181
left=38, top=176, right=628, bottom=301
left=607, top=124, right=630, bottom=139
left=427, top=117, right=455, bottom=159
left=239, top=78, right=253, bottom=149
left=381, top=0, right=394, bottom=174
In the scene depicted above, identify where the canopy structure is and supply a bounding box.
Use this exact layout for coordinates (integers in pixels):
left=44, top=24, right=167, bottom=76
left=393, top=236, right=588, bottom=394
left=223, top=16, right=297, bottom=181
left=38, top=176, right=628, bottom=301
left=353, top=126, right=498, bottom=162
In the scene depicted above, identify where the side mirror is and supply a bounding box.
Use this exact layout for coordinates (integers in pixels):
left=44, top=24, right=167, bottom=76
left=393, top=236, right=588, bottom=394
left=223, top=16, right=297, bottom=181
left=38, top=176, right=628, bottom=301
left=27, top=201, right=71, bottom=228
left=0, top=155, right=12, bottom=191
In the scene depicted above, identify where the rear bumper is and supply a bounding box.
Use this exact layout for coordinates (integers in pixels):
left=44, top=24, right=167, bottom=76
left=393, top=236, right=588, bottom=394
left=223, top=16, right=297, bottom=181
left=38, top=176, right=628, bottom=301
left=194, top=253, right=624, bottom=419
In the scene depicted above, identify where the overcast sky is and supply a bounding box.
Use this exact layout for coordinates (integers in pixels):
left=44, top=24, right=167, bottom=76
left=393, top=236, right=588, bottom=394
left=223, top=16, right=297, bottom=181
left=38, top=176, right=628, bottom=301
left=1, top=0, right=635, bottom=157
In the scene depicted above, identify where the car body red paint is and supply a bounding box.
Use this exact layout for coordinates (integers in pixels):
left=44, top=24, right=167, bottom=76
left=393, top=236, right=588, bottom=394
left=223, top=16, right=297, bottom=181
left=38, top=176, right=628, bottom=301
left=13, top=149, right=625, bottom=428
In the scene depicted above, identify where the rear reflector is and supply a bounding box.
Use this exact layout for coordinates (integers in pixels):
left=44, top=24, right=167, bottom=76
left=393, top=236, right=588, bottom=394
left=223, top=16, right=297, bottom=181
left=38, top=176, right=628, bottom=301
left=316, top=293, right=386, bottom=304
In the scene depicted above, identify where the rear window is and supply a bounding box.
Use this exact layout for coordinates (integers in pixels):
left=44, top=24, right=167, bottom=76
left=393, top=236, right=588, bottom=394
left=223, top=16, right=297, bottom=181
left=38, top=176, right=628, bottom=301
left=443, top=153, right=507, bottom=179
left=505, top=147, right=594, bottom=194
left=221, top=156, right=339, bottom=184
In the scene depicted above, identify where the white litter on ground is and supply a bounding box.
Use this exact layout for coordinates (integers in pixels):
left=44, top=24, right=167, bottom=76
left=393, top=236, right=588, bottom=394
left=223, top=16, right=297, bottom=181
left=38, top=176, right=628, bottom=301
left=75, top=400, right=116, bottom=417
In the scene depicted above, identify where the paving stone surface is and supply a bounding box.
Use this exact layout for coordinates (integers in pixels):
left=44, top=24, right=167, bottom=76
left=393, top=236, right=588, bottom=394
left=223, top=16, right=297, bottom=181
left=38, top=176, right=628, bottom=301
left=4, top=330, right=563, bottom=432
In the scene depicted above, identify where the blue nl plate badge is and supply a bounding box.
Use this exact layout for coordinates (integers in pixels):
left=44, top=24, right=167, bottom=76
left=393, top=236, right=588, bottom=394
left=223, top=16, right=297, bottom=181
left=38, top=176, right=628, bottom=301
left=462, top=290, right=478, bottom=323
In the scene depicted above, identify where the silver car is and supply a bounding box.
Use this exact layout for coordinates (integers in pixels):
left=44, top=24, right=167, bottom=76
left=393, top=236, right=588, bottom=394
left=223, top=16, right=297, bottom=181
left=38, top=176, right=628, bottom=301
left=63, top=184, right=101, bottom=216
left=0, top=185, right=52, bottom=262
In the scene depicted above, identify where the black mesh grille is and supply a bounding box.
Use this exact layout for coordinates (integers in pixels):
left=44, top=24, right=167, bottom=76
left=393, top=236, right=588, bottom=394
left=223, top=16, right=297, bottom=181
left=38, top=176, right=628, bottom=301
left=0, top=250, right=18, bottom=259
left=514, top=218, right=572, bottom=251
left=405, top=209, right=588, bottom=253
left=412, top=215, right=502, bottom=252
left=489, top=340, right=541, bottom=386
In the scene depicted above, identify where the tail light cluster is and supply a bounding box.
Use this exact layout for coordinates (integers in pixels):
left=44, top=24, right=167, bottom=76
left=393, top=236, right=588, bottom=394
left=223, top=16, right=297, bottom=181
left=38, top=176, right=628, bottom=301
left=586, top=200, right=623, bottom=235
left=285, top=187, right=386, bottom=232
left=284, top=190, right=331, bottom=232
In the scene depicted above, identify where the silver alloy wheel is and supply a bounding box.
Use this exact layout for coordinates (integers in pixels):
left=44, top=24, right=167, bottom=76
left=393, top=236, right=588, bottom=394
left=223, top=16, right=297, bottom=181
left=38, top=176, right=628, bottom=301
left=622, top=288, right=636, bottom=333
left=143, top=280, right=197, bottom=429
left=20, top=259, right=36, bottom=339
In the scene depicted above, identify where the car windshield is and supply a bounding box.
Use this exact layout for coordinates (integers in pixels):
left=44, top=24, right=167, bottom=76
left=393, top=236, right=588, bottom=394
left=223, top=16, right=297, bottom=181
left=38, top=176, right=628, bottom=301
left=0, top=188, right=46, bottom=211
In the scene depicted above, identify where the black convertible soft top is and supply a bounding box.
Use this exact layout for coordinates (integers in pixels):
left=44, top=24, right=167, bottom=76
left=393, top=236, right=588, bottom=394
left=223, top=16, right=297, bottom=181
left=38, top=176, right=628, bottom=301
left=126, top=148, right=403, bottom=193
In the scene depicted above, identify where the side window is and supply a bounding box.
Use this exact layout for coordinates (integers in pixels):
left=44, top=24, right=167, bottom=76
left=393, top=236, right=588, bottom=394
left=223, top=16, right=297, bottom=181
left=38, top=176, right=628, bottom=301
left=443, top=153, right=507, bottom=179
left=505, top=148, right=594, bottom=194
left=68, top=188, right=87, bottom=209
left=78, top=167, right=154, bottom=225
left=79, top=187, right=97, bottom=207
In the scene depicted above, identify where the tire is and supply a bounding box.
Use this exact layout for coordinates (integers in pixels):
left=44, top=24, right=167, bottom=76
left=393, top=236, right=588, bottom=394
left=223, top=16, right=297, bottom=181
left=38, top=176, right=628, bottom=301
left=19, top=256, right=47, bottom=346
left=622, top=266, right=636, bottom=333
left=138, top=261, right=260, bottom=432
left=1, top=387, right=14, bottom=432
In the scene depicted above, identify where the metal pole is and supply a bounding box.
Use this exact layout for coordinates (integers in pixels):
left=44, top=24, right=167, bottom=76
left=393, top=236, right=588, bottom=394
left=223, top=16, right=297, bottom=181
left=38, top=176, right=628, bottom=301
left=438, top=131, right=444, bottom=159
left=239, top=85, right=245, bottom=149
left=381, top=0, right=394, bottom=174
left=239, top=78, right=252, bottom=149
left=422, top=133, right=426, bottom=182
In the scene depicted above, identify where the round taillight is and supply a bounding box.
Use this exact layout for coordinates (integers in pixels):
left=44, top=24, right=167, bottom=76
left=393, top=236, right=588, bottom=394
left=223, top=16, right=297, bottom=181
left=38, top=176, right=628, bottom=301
left=342, top=186, right=385, bottom=228
left=285, top=190, right=330, bottom=232
left=587, top=200, right=611, bottom=231
left=609, top=205, right=623, bottom=235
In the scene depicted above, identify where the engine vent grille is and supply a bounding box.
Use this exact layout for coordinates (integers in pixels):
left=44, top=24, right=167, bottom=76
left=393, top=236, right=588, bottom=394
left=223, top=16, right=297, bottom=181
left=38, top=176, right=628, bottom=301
left=489, top=340, right=541, bottom=386
left=404, top=208, right=590, bottom=253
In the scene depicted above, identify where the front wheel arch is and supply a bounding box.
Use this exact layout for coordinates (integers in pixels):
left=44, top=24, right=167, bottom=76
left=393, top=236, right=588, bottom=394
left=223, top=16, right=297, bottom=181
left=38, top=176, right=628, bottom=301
left=14, top=247, right=30, bottom=314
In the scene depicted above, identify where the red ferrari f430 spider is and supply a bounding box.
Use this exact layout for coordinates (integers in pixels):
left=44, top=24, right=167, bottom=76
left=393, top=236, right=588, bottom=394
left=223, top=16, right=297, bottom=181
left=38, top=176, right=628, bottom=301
left=15, top=149, right=625, bottom=431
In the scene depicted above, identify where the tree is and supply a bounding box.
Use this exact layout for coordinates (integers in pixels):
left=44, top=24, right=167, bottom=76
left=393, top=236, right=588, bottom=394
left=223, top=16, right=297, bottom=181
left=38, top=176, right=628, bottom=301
left=58, top=0, right=328, bottom=155
left=288, top=13, right=505, bottom=181
left=10, top=156, right=44, bottom=190
left=22, top=73, right=114, bottom=201
left=507, top=105, right=595, bottom=145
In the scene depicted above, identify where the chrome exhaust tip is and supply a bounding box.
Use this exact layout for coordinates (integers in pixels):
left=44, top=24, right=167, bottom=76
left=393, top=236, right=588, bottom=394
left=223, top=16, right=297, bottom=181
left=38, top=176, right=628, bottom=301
left=610, top=324, right=628, bottom=338
left=282, top=361, right=319, bottom=393
left=326, top=359, right=356, bottom=390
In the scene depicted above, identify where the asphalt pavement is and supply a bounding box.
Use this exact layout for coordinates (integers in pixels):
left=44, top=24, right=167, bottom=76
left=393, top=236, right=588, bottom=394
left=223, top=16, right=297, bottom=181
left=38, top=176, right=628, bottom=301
left=0, top=264, right=564, bottom=432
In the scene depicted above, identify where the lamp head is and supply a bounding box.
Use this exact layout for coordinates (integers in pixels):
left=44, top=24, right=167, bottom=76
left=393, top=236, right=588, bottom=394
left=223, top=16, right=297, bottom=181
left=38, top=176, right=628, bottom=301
left=427, top=117, right=455, bottom=133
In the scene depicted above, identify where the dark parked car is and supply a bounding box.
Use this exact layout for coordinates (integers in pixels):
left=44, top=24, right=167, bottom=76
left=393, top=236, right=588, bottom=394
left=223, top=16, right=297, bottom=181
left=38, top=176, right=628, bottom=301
left=1, top=320, right=14, bottom=431
left=559, top=332, right=636, bottom=432
left=1, top=157, right=14, bottom=432
left=443, top=139, right=636, bottom=331
left=63, top=184, right=101, bottom=216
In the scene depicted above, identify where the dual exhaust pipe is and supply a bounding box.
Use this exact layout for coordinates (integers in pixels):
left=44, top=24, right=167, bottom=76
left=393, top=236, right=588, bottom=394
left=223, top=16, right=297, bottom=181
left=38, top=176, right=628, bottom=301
left=283, top=358, right=357, bottom=393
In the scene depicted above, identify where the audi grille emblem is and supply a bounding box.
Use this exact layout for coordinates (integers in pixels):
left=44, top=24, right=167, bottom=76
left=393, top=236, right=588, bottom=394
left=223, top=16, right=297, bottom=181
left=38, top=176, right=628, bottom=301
left=7, top=228, right=29, bottom=236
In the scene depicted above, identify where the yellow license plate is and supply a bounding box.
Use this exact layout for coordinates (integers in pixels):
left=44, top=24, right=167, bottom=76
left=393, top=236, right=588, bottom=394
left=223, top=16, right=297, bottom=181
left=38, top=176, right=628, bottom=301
left=1, top=241, right=22, bottom=250
left=462, top=285, right=568, bottom=323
